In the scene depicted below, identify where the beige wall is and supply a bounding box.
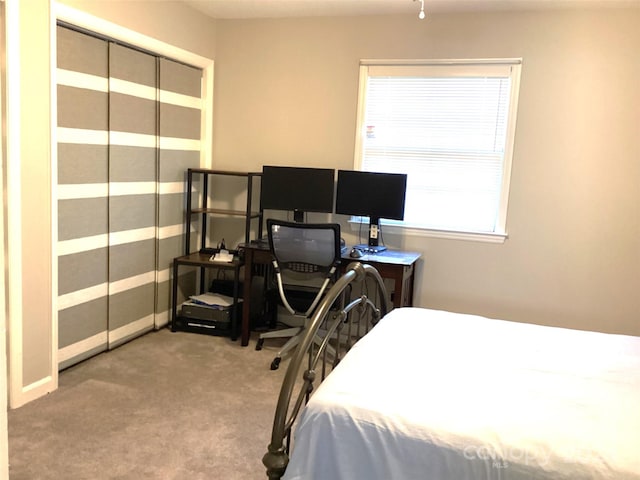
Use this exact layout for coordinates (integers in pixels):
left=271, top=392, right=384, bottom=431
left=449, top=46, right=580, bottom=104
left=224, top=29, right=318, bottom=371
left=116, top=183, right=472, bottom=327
left=1, top=3, right=9, bottom=474
left=213, top=10, right=640, bottom=335
left=4, top=0, right=54, bottom=407
left=59, top=0, right=217, bottom=60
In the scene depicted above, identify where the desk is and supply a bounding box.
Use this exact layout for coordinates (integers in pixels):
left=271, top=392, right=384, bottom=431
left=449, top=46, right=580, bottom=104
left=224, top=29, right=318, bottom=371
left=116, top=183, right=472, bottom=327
left=341, top=249, right=421, bottom=308
left=239, top=243, right=421, bottom=347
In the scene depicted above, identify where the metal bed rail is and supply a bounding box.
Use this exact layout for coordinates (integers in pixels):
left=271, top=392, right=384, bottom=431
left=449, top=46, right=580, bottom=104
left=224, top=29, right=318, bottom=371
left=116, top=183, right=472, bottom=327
left=263, top=262, right=391, bottom=480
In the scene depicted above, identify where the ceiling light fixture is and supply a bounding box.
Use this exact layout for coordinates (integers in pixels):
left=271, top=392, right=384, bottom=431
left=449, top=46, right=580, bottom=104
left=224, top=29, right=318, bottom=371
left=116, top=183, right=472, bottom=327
left=415, top=0, right=426, bottom=19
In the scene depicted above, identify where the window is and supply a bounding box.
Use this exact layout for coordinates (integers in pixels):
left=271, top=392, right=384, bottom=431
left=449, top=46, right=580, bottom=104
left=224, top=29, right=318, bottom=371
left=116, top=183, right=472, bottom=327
left=354, top=60, right=522, bottom=241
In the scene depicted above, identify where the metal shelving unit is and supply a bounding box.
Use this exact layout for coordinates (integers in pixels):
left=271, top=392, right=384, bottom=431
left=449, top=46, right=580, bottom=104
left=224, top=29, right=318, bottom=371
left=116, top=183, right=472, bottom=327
left=185, top=168, right=263, bottom=254
left=171, top=168, right=263, bottom=339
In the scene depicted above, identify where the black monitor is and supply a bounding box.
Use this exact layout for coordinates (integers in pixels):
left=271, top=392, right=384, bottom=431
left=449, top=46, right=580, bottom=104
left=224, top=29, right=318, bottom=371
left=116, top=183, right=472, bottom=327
left=336, top=170, right=407, bottom=252
left=261, top=166, right=335, bottom=223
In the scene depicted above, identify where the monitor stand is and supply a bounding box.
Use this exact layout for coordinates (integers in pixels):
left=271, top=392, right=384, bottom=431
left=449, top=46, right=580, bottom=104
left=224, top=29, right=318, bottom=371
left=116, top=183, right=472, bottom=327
left=364, top=218, right=387, bottom=253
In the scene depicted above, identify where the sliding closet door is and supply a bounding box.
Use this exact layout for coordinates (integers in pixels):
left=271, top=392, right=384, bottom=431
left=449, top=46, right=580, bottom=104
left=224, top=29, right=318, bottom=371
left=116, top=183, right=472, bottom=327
left=107, top=44, right=158, bottom=347
left=56, top=26, right=110, bottom=369
left=56, top=25, right=204, bottom=368
left=156, top=58, right=202, bottom=326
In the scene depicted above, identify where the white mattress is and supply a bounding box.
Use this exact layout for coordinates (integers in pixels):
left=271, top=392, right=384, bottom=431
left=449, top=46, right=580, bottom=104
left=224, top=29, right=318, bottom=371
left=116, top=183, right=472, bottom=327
left=283, top=308, right=640, bottom=480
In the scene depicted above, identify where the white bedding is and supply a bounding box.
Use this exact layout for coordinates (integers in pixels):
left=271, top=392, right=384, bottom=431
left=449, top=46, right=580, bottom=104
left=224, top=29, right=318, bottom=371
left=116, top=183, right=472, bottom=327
left=283, top=308, right=640, bottom=480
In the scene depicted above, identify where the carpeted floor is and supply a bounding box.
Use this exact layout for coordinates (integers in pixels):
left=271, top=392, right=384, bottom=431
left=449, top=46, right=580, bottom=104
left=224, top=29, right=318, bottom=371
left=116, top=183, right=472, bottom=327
left=8, top=328, right=286, bottom=479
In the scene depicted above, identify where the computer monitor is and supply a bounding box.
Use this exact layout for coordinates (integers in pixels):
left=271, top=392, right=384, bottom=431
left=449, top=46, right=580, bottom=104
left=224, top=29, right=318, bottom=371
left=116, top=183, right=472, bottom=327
left=261, top=166, right=335, bottom=223
left=335, top=170, right=407, bottom=252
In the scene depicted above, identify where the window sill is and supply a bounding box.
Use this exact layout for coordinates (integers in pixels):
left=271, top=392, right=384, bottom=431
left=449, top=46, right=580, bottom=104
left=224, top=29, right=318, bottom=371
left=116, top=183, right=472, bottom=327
left=346, top=221, right=508, bottom=244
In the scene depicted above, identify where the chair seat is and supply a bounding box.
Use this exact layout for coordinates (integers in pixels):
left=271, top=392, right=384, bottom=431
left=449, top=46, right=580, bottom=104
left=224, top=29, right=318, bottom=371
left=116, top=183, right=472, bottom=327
left=282, top=287, right=319, bottom=314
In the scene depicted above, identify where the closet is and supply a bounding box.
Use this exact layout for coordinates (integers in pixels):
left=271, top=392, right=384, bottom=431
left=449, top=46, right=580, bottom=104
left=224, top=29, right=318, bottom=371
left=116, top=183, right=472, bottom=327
left=56, top=25, right=202, bottom=369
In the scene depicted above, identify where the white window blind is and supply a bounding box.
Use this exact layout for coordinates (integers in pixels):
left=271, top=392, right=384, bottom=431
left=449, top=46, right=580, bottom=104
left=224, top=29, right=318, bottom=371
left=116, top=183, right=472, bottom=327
left=355, top=60, right=521, bottom=238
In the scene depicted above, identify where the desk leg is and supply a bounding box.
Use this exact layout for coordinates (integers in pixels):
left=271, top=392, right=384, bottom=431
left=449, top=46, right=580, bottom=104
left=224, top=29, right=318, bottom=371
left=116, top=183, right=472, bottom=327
left=392, top=270, right=403, bottom=309
left=241, top=249, right=253, bottom=346
left=391, top=265, right=414, bottom=308
left=171, top=259, right=179, bottom=332
left=404, top=265, right=415, bottom=306
left=231, top=264, right=240, bottom=342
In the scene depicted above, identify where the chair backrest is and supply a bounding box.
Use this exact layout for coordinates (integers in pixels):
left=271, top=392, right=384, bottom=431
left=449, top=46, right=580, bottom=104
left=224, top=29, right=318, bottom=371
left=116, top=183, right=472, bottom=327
left=266, top=219, right=341, bottom=316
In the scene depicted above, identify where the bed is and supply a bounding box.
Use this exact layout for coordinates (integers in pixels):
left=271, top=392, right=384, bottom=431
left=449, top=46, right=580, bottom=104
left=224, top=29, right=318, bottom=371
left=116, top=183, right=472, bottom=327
left=262, top=262, right=640, bottom=480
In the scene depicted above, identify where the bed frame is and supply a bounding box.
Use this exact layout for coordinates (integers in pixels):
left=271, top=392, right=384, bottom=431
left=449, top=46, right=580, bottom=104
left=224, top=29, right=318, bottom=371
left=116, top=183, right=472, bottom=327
left=262, top=262, right=391, bottom=480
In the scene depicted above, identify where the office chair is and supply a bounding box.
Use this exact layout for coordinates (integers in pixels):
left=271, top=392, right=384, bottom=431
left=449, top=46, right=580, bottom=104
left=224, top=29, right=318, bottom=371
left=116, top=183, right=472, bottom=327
left=255, top=219, right=341, bottom=370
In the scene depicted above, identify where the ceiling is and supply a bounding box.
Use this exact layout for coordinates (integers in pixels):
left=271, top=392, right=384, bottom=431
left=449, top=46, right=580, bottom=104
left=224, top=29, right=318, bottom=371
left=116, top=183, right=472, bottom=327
left=181, top=0, right=640, bottom=19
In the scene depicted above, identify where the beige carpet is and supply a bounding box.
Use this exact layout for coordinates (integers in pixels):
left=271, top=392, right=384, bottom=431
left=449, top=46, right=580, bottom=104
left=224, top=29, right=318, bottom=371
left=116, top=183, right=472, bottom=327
left=8, top=328, right=287, bottom=479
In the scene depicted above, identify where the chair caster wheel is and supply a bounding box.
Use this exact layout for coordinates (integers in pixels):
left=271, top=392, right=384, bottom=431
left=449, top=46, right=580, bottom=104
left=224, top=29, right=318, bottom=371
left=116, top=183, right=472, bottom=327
left=270, top=357, right=281, bottom=370
left=256, top=338, right=264, bottom=351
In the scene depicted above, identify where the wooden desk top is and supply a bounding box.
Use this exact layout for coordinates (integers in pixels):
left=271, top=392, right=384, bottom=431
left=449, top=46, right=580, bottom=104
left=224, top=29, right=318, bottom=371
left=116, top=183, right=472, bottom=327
left=241, top=242, right=421, bottom=267
left=341, top=248, right=421, bottom=266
